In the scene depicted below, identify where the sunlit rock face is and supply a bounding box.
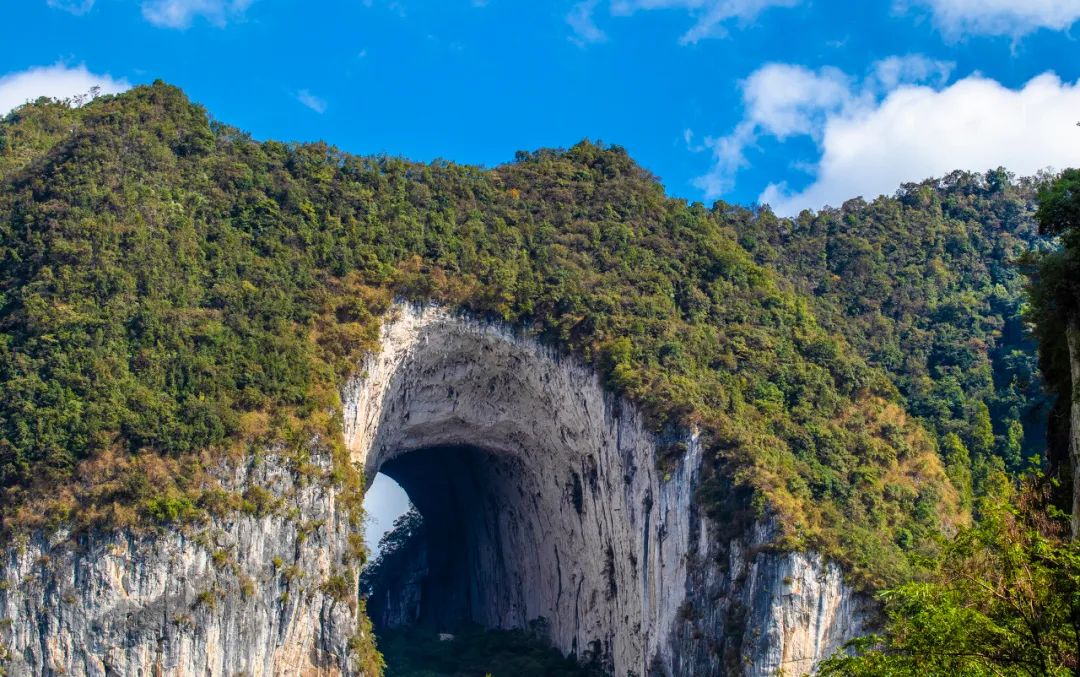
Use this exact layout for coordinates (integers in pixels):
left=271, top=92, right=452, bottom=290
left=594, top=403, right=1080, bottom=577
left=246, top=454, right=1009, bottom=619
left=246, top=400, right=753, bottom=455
left=0, top=453, right=367, bottom=677
left=344, top=303, right=872, bottom=676
left=0, top=302, right=870, bottom=677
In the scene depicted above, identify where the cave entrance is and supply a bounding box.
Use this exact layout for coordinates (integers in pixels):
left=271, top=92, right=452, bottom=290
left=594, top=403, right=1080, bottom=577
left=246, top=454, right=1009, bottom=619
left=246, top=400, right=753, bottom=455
left=363, top=472, right=411, bottom=556
left=362, top=445, right=540, bottom=633
left=344, top=305, right=700, bottom=675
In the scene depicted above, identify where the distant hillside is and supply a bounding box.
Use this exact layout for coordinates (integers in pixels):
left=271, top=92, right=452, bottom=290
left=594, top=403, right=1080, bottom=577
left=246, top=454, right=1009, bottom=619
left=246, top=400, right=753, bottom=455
left=731, top=177, right=1049, bottom=506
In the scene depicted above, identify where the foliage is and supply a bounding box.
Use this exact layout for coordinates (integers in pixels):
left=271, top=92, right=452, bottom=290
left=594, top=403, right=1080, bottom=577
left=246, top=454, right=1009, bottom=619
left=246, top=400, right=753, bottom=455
left=0, top=83, right=959, bottom=585
left=819, top=476, right=1080, bottom=676
left=1027, top=169, right=1080, bottom=507
left=375, top=625, right=603, bottom=677
left=1035, top=169, right=1080, bottom=238
left=360, top=507, right=424, bottom=598
left=820, top=171, right=1080, bottom=677
left=351, top=597, right=388, bottom=676
left=736, top=172, right=1050, bottom=495
left=320, top=569, right=357, bottom=607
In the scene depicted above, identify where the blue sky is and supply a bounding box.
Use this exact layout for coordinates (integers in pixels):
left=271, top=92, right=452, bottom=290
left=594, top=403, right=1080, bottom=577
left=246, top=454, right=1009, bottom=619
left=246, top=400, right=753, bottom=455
left=5, top=0, right=1080, bottom=215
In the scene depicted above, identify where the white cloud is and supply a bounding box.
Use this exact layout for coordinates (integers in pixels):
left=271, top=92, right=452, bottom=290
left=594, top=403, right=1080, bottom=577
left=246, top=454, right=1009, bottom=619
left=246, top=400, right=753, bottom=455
left=567, top=0, right=608, bottom=45
left=141, top=0, right=253, bottom=28
left=902, top=0, right=1080, bottom=38
left=698, top=58, right=1080, bottom=215
left=47, top=0, right=95, bottom=15
left=618, top=0, right=799, bottom=43
left=0, top=64, right=129, bottom=116
left=570, top=0, right=798, bottom=45
left=694, top=62, right=853, bottom=197
left=739, top=63, right=851, bottom=139
left=296, top=89, right=327, bottom=114
left=760, top=73, right=1080, bottom=215
left=871, top=54, right=953, bottom=90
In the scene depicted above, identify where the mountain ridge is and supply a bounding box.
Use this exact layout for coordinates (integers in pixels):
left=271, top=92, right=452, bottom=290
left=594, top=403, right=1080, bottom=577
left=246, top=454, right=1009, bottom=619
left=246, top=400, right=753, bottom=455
left=0, top=81, right=1013, bottom=589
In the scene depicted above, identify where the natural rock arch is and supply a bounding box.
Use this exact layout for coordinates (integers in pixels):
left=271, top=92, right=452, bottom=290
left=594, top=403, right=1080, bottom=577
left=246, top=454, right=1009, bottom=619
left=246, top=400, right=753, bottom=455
left=0, top=302, right=869, bottom=677
left=343, top=304, right=696, bottom=674
left=343, top=304, right=867, bottom=676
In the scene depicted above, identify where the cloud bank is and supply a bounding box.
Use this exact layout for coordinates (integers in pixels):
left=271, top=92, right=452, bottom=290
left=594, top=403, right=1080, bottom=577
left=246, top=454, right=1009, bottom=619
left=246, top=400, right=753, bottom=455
left=695, top=56, right=1080, bottom=216
left=0, top=64, right=129, bottom=116
left=903, top=0, right=1080, bottom=38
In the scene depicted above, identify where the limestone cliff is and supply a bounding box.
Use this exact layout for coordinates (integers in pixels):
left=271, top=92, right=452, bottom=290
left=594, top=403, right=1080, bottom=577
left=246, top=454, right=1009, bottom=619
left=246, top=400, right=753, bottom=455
left=0, top=452, right=370, bottom=676
left=0, top=302, right=872, bottom=676
left=343, top=303, right=873, bottom=676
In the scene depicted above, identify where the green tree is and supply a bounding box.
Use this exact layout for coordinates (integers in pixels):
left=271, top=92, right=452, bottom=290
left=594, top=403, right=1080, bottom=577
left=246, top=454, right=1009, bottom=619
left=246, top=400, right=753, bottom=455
left=1035, top=169, right=1080, bottom=238
left=941, top=433, right=973, bottom=511
left=1004, top=418, right=1025, bottom=470
left=1030, top=168, right=1080, bottom=535
left=819, top=477, right=1080, bottom=676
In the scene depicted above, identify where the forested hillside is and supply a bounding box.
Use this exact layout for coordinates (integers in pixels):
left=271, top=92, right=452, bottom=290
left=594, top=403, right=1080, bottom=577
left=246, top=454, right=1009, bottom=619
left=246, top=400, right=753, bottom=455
left=818, top=171, right=1080, bottom=677
left=0, top=82, right=981, bottom=587
left=733, top=179, right=1049, bottom=507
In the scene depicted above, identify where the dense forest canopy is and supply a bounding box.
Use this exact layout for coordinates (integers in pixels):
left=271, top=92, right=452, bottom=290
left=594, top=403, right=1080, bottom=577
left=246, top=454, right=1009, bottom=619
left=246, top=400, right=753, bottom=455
left=734, top=175, right=1050, bottom=507
left=819, top=170, right=1080, bottom=677
left=2, top=82, right=1057, bottom=589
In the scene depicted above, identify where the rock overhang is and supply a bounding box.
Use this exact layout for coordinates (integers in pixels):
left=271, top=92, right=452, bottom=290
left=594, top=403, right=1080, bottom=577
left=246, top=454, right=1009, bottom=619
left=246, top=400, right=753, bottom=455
left=342, top=302, right=871, bottom=675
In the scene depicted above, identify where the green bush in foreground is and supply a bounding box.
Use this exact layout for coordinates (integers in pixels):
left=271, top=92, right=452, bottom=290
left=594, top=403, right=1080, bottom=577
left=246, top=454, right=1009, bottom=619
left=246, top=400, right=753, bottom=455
left=819, top=475, right=1080, bottom=677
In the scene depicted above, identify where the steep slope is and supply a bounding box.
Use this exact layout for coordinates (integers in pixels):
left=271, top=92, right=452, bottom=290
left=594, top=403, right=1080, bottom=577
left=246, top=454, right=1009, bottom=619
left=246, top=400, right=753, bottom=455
left=1, top=452, right=377, bottom=675
left=340, top=303, right=872, bottom=675
left=1029, top=169, right=1080, bottom=532
left=731, top=178, right=1048, bottom=504
left=0, top=83, right=964, bottom=673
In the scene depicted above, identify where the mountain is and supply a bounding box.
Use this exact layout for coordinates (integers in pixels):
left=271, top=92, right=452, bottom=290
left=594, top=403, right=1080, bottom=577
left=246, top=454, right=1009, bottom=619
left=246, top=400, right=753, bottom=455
left=0, top=82, right=1051, bottom=675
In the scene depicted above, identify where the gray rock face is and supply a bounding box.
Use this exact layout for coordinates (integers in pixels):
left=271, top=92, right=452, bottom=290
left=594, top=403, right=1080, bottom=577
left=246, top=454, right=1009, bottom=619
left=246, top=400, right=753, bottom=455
left=0, top=453, right=367, bottom=676
left=0, top=302, right=872, bottom=676
left=343, top=304, right=873, bottom=676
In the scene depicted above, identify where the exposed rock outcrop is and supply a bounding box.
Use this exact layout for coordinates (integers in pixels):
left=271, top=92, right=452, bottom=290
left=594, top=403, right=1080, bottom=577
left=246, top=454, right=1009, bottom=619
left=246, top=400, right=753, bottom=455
left=343, top=303, right=873, bottom=676
left=0, top=302, right=872, bottom=676
left=0, top=453, right=368, bottom=676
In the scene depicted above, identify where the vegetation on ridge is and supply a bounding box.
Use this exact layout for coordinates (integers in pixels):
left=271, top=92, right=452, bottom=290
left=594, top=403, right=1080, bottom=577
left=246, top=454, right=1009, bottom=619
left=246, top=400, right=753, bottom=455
left=735, top=174, right=1049, bottom=508
left=0, top=83, right=959, bottom=587
left=820, top=170, right=1080, bottom=676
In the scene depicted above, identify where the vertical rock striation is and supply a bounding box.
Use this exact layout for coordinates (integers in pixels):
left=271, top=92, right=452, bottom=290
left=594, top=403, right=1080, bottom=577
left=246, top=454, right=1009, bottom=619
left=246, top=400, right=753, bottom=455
left=343, top=303, right=872, bottom=676
left=0, top=453, right=369, bottom=676
left=0, top=301, right=872, bottom=676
